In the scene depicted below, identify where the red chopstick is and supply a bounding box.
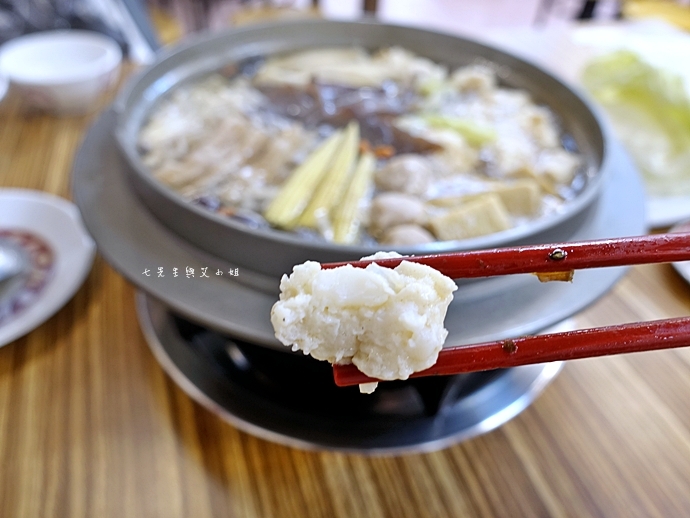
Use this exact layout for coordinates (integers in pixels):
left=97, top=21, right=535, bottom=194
left=323, top=233, right=690, bottom=387
left=322, top=233, right=690, bottom=279
left=333, top=317, right=690, bottom=387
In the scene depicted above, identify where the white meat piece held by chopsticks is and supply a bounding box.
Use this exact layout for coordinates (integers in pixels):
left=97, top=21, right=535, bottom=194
left=270, top=252, right=457, bottom=393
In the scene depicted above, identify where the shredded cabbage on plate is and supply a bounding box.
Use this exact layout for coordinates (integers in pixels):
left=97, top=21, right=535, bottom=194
left=582, top=50, right=690, bottom=196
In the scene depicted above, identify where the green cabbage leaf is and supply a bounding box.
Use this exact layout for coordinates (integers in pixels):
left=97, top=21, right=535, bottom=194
left=582, top=50, right=690, bottom=195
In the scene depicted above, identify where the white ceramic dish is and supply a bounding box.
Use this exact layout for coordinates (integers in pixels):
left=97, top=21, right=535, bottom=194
left=646, top=198, right=690, bottom=229
left=0, top=30, right=121, bottom=115
left=0, top=189, right=95, bottom=347
left=571, top=23, right=690, bottom=228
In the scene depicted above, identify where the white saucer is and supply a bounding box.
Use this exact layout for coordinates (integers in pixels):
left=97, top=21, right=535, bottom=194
left=0, top=189, right=95, bottom=347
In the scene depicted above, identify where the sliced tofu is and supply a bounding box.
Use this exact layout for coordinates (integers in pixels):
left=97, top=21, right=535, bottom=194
left=490, top=179, right=542, bottom=216
left=429, top=179, right=542, bottom=217
left=429, top=193, right=511, bottom=241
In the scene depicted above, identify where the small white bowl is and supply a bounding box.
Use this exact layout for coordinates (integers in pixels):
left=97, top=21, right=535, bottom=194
left=0, top=30, right=122, bottom=115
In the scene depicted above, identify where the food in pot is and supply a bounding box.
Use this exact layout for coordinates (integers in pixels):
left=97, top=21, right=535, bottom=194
left=270, top=252, right=457, bottom=393
left=138, top=47, right=583, bottom=246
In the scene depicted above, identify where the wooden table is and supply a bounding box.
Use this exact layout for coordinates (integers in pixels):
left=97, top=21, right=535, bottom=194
left=2, top=77, right=690, bottom=518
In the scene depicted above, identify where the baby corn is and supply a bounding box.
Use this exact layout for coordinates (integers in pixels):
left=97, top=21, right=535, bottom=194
left=332, top=151, right=376, bottom=244
left=296, top=121, right=360, bottom=228
left=264, top=130, right=343, bottom=228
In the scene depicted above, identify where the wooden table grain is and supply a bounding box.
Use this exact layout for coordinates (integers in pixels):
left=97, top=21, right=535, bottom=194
left=1, top=77, right=690, bottom=518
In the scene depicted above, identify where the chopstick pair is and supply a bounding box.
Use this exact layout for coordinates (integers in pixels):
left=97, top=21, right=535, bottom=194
left=324, top=233, right=690, bottom=388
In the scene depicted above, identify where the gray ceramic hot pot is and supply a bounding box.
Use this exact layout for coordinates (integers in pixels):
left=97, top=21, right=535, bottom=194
left=113, top=19, right=605, bottom=284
